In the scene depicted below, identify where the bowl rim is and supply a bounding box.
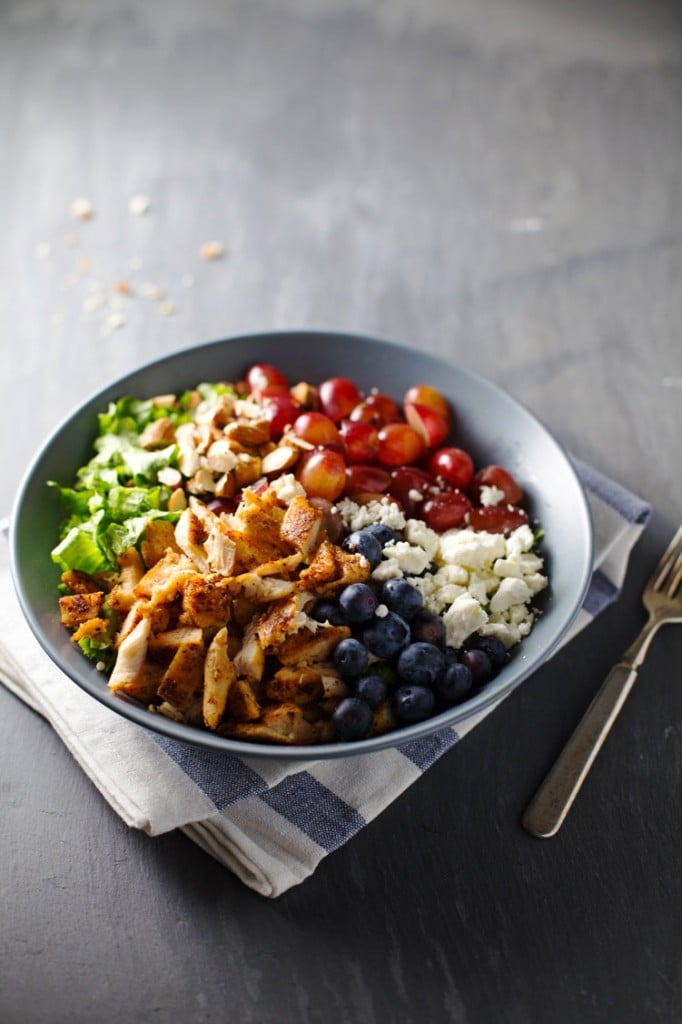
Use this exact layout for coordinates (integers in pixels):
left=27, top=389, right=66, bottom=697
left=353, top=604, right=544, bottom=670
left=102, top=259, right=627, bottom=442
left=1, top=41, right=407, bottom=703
left=9, top=329, right=594, bottom=761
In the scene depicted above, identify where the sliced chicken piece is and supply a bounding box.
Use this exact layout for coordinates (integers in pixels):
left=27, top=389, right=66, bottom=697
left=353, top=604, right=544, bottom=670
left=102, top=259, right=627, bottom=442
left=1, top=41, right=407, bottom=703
left=133, top=550, right=197, bottom=604
left=232, top=619, right=265, bottom=682
left=276, top=624, right=351, bottom=666
left=140, top=520, right=181, bottom=568
left=60, top=569, right=102, bottom=595
left=180, top=574, right=232, bottom=628
left=70, top=617, right=110, bottom=645
left=202, top=627, right=236, bottom=730
left=232, top=575, right=297, bottom=605
left=148, top=625, right=204, bottom=661
left=220, top=703, right=319, bottom=745
left=255, top=591, right=315, bottom=650
left=156, top=634, right=206, bottom=710
left=108, top=617, right=151, bottom=692
left=228, top=678, right=261, bottom=722
left=175, top=501, right=237, bottom=575
left=280, top=496, right=326, bottom=561
left=59, top=591, right=105, bottom=628
left=107, top=546, right=145, bottom=613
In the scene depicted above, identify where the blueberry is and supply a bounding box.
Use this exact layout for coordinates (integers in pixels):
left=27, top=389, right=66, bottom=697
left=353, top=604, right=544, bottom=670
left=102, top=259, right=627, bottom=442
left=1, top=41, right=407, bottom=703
left=460, top=648, right=493, bottom=687
left=364, top=523, right=397, bottom=547
left=332, top=697, right=373, bottom=741
left=310, top=598, right=347, bottom=627
left=380, top=578, right=423, bottom=621
left=354, top=673, right=388, bottom=709
left=433, top=661, right=473, bottom=706
left=333, top=637, right=369, bottom=678
left=342, top=530, right=383, bottom=570
left=339, top=582, right=378, bottom=623
left=410, top=610, right=446, bottom=648
left=363, top=611, right=410, bottom=659
left=397, top=642, right=445, bottom=688
left=392, top=684, right=435, bottom=723
left=474, top=635, right=508, bottom=672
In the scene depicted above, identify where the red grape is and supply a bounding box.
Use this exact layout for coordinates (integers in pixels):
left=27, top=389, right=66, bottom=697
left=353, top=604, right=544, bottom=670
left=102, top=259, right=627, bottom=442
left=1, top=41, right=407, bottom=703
left=422, top=491, right=472, bottom=532
left=470, top=465, right=523, bottom=505
left=344, top=464, right=392, bottom=496
left=247, top=363, right=288, bottom=393
left=388, top=466, right=438, bottom=517
left=349, top=392, right=401, bottom=427
left=404, top=403, right=449, bottom=448
left=340, top=420, right=379, bottom=463
left=377, top=423, right=425, bottom=466
left=468, top=505, right=529, bottom=535
left=293, top=411, right=341, bottom=446
left=318, top=377, right=362, bottom=422
left=262, top=393, right=299, bottom=437
left=403, top=385, right=450, bottom=421
left=296, top=449, right=347, bottom=501
left=429, top=447, right=474, bottom=489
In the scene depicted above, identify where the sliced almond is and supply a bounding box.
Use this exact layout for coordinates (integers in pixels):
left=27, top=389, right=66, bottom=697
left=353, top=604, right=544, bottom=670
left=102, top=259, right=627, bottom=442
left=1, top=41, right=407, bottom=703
left=224, top=420, right=271, bottom=446
left=261, top=446, right=299, bottom=475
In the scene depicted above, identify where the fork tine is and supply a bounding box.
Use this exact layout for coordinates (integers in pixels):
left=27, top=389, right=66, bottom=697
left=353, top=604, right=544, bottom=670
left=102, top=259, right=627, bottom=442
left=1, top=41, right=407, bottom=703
left=667, top=554, right=682, bottom=598
left=652, top=525, right=682, bottom=592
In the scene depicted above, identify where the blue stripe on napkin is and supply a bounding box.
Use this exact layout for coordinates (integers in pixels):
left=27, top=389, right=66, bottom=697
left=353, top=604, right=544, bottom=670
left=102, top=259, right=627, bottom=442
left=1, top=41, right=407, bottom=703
left=570, top=456, right=651, bottom=524
left=582, top=569, right=620, bottom=617
left=152, top=733, right=266, bottom=810
left=398, top=728, right=458, bottom=770
left=260, top=772, right=366, bottom=852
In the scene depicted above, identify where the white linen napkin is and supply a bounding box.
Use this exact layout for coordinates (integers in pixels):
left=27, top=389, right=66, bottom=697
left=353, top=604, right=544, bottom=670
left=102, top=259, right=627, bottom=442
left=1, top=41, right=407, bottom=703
left=0, top=460, right=651, bottom=897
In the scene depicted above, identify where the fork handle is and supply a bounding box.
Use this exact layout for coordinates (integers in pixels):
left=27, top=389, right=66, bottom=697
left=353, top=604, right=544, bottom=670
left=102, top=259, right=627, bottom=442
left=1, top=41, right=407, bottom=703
left=522, top=620, right=659, bottom=838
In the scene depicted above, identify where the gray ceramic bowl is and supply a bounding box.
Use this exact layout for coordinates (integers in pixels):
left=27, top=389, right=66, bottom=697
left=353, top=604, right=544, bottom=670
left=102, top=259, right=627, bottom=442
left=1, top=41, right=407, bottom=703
left=10, top=330, right=593, bottom=760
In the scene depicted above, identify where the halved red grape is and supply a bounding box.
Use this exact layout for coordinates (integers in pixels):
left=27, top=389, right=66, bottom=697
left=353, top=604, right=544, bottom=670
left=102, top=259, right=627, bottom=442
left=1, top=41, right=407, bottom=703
left=468, top=505, right=529, bottom=534
left=403, top=385, right=450, bottom=421
left=340, top=420, right=379, bottom=463
left=422, top=491, right=472, bottom=532
left=318, top=377, right=362, bottom=422
left=470, top=465, right=523, bottom=505
left=404, top=403, right=449, bottom=448
left=428, top=446, right=475, bottom=489
left=377, top=423, right=425, bottom=466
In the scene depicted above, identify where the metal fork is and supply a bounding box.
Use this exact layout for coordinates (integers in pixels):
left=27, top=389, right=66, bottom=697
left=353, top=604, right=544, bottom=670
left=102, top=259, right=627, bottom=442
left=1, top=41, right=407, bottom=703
left=522, top=524, right=682, bottom=838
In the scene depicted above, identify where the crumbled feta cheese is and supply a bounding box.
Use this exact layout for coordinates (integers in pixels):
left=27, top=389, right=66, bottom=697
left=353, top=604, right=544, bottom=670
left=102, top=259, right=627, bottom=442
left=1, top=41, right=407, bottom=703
left=375, top=604, right=389, bottom=619
left=408, top=488, right=424, bottom=502
left=335, top=497, right=406, bottom=532
left=438, top=529, right=506, bottom=570
left=270, top=473, right=306, bottom=505
left=489, top=577, right=532, bottom=613
left=479, top=484, right=506, bottom=507
left=404, top=518, right=440, bottom=561
left=371, top=557, right=402, bottom=581
left=505, top=524, right=535, bottom=557
left=442, top=593, right=489, bottom=649
left=382, top=540, right=431, bottom=576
